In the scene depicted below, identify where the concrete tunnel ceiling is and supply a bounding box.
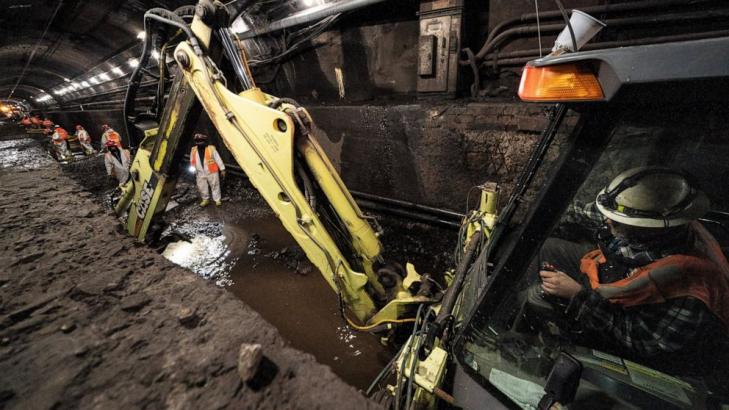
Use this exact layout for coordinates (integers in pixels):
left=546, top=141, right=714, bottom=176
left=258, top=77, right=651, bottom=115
left=0, top=0, right=415, bottom=109
left=0, top=0, right=193, bottom=104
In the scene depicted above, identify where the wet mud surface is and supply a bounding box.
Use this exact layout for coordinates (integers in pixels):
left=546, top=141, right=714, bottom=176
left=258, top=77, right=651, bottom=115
left=0, top=131, right=379, bottom=409
left=152, top=171, right=455, bottom=390
left=22, top=126, right=457, bottom=392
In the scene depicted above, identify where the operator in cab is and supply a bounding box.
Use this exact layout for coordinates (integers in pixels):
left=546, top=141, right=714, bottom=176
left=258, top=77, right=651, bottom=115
left=537, top=167, right=729, bottom=368
left=190, top=133, right=226, bottom=207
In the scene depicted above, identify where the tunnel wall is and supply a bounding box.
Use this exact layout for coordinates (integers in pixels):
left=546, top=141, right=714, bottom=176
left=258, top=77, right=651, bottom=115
left=45, top=109, right=129, bottom=147
left=46, top=102, right=573, bottom=211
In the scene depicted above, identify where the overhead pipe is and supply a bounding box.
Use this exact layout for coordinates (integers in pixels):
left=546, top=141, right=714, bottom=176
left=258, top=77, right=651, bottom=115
left=484, top=0, right=717, bottom=46
left=483, top=29, right=729, bottom=67
left=237, top=0, right=388, bottom=39
left=466, top=8, right=729, bottom=64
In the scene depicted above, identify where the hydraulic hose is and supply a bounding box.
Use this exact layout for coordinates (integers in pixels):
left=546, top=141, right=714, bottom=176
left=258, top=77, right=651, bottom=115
left=123, top=7, right=202, bottom=147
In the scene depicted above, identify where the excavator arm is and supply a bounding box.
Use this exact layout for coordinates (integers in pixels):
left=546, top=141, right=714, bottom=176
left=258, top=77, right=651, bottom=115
left=116, top=0, right=442, bottom=329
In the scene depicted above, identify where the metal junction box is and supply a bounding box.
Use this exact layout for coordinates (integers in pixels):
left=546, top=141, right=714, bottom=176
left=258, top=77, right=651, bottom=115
left=417, top=0, right=464, bottom=97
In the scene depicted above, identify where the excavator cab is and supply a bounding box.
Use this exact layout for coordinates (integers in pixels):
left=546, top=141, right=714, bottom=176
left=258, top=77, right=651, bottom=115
left=449, top=35, right=729, bottom=409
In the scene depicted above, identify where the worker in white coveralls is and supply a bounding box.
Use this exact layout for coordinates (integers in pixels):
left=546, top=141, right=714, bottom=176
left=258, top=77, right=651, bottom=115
left=190, top=133, right=226, bottom=207
left=50, top=125, right=72, bottom=160
left=104, top=140, right=131, bottom=184
left=75, top=125, right=95, bottom=155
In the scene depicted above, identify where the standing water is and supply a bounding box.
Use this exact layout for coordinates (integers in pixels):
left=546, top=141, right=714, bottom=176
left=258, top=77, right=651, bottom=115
left=162, top=206, right=393, bottom=389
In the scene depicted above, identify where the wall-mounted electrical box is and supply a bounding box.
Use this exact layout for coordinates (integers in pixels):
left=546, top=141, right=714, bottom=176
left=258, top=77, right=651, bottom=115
left=417, top=0, right=463, bottom=97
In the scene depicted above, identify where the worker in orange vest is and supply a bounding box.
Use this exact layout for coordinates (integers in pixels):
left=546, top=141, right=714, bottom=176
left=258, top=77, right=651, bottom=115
left=50, top=124, right=72, bottom=160
left=535, top=167, right=729, bottom=359
left=42, top=118, right=53, bottom=135
left=100, top=124, right=122, bottom=149
left=190, top=133, right=226, bottom=207
left=104, top=140, right=131, bottom=184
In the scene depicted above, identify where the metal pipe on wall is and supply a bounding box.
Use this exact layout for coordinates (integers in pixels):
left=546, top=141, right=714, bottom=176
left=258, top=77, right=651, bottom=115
left=468, top=8, right=729, bottom=63
left=483, top=0, right=717, bottom=46
left=483, top=29, right=729, bottom=68
left=236, top=0, right=388, bottom=39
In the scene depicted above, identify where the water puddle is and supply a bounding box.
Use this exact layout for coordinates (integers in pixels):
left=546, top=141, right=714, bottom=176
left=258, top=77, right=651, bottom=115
left=162, top=212, right=392, bottom=389
left=0, top=137, right=55, bottom=169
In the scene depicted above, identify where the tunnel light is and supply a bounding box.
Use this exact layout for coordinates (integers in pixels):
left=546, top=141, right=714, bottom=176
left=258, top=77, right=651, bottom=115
left=63, top=77, right=71, bottom=82
left=518, top=63, right=604, bottom=102
left=137, top=31, right=146, bottom=40
left=71, top=82, right=81, bottom=90
left=128, top=58, right=139, bottom=68
left=89, top=77, right=100, bottom=84
left=111, top=67, right=124, bottom=76
left=231, top=17, right=249, bottom=34
left=152, top=50, right=160, bottom=60
left=81, top=81, right=90, bottom=88
left=99, top=73, right=111, bottom=81
left=53, top=90, right=63, bottom=96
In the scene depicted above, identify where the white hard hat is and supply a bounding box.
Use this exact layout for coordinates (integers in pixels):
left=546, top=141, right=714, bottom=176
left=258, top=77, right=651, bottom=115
left=595, top=166, right=710, bottom=228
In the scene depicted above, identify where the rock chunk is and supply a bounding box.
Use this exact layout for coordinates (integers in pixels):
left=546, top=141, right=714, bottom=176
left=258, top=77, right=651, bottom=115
left=237, top=343, right=263, bottom=383
left=120, top=293, right=151, bottom=312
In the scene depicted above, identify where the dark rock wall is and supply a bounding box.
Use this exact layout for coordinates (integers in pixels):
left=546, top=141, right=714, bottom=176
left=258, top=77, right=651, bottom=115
left=44, top=101, right=569, bottom=210
left=43, top=109, right=129, bottom=147
left=308, top=102, right=575, bottom=210
left=46, top=101, right=573, bottom=212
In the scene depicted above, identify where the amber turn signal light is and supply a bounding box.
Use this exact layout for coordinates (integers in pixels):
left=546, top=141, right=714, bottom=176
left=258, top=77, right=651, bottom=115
left=518, top=63, right=604, bottom=102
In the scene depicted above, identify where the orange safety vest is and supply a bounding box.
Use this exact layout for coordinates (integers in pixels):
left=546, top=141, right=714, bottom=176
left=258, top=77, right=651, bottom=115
left=580, top=222, right=729, bottom=332
left=52, top=128, right=69, bottom=144
left=190, top=145, right=220, bottom=173
left=106, top=131, right=122, bottom=147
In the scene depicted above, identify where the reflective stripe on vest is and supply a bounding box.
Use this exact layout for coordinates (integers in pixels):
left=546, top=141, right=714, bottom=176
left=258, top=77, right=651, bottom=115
left=580, top=222, right=729, bottom=332
left=191, top=145, right=219, bottom=173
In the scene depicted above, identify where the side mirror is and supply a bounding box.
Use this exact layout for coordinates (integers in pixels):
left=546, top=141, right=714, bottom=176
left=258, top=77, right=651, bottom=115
left=538, top=352, right=582, bottom=409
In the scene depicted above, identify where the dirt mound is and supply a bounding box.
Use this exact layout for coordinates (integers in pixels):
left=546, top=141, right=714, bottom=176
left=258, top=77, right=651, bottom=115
left=0, top=133, right=378, bottom=409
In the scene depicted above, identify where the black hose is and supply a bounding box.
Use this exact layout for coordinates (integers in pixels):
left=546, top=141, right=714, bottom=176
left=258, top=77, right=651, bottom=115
left=123, top=6, right=204, bottom=147
left=554, top=0, right=578, bottom=52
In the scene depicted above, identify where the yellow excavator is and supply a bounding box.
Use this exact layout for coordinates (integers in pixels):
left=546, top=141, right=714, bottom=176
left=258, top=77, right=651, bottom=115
left=116, top=1, right=496, bottom=407
left=115, top=1, right=729, bottom=408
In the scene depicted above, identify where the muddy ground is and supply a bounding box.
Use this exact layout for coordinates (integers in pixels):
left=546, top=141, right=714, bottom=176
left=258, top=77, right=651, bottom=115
left=61, top=142, right=456, bottom=391
left=0, top=129, right=379, bottom=409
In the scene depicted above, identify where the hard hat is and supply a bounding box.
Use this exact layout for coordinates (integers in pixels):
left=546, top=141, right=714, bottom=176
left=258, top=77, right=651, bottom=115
left=194, top=133, right=208, bottom=141
left=105, top=140, right=118, bottom=148
left=76, top=124, right=83, bottom=130
left=595, top=166, right=710, bottom=228
left=54, top=124, right=60, bottom=128
left=102, top=124, right=110, bottom=130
